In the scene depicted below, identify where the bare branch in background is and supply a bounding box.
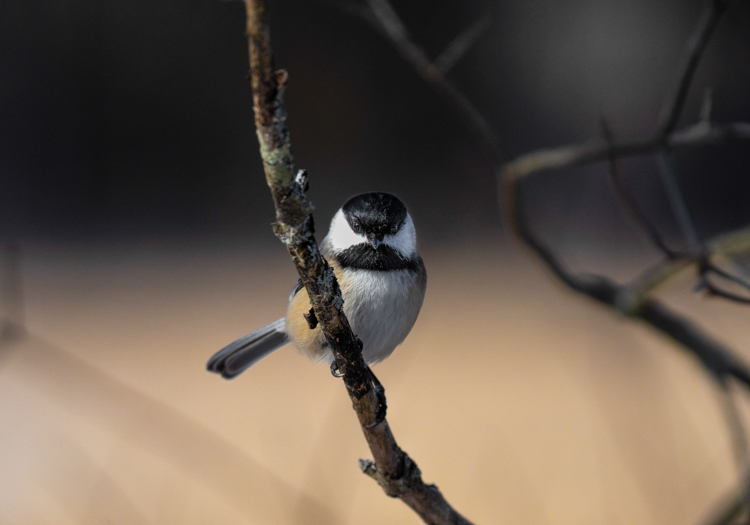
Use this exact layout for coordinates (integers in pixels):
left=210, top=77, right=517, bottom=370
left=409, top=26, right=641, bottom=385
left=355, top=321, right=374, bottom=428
left=699, top=271, right=750, bottom=304
left=655, top=0, right=732, bottom=138
left=242, top=1, right=473, bottom=522
left=655, top=150, right=704, bottom=253
left=502, top=120, right=750, bottom=181
left=433, top=16, right=492, bottom=75
left=346, top=0, right=508, bottom=166
left=600, top=118, right=680, bottom=258
left=705, top=264, right=750, bottom=294
left=504, top=175, right=750, bottom=386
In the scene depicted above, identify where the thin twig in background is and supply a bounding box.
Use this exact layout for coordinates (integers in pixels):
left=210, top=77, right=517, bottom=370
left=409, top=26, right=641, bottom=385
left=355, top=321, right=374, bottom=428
left=502, top=120, right=750, bottom=181
left=242, top=0, right=473, bottom=523
left=655, top=150, right=704, bottom=253
left=433, top=16, right=492, bottom=75
left=348, top=0, right=508, bottom=166
left=655, top=0, right=733, bottom=139
left=600, top=118, right=680, bottom=258
left=699, top=273, right=750, bottom=304
left=704, top=264, right=750, bottom=294
left=506, top=177, right=750, bottom=388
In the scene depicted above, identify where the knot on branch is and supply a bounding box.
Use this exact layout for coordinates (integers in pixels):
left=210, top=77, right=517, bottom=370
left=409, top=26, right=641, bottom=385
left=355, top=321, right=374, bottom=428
left=272, top=214, right=316, bottom=246
left=359, top=453, right=422, bottom=498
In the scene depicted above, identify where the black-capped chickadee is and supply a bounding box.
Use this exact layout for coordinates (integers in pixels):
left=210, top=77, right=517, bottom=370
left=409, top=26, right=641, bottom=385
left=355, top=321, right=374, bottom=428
left=207, top=192, right=427, bottom=379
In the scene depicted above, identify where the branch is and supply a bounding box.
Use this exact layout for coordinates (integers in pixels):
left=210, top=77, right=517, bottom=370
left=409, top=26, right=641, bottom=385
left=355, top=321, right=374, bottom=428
left=699, top=271, right=750, bottom=304
left=353, top=0, right=507, bottom=166
left=502, top=121, right=750, bottom=182
left=501, top=176, right=750, bottom=390
left=600, top=119, right=680, bottom=258
left=243, top=1, right=472, bottom=523
left=655, top=150, right=704, bottom=253
left=655, top=0, right=732, bottom=138
left=433, top=16, right=492, bottom=75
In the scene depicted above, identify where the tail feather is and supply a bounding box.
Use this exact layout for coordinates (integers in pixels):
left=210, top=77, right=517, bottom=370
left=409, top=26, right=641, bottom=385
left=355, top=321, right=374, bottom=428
left=207, top=318, right=288, bottom=379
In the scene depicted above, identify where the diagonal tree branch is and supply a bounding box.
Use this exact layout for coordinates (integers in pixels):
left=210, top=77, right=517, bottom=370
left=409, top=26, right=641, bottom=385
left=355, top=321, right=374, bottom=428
left=242, top=1, right=472, bottom=523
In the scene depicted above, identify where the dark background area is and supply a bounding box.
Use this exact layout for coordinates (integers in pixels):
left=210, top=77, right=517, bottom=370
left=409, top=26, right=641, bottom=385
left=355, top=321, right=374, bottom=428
left=1, top=0, right=748, bottom=248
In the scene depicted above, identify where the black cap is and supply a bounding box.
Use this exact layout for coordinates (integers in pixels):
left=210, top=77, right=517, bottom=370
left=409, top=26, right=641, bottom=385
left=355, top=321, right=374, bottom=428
left=342, top=192, right=407, bottom=240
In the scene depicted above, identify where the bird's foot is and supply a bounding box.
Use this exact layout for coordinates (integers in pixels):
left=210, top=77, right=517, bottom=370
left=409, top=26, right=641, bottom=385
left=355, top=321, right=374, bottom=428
left=330, top=359, right=345, bottom=378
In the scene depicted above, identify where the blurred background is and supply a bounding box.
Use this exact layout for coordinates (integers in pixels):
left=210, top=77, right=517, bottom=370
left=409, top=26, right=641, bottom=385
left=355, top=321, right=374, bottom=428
left=1, top=0, right=749, bottom=523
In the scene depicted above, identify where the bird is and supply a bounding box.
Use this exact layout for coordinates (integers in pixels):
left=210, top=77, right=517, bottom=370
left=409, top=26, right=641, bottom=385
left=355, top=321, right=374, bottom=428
left=207, top=192, right=427, bottom=380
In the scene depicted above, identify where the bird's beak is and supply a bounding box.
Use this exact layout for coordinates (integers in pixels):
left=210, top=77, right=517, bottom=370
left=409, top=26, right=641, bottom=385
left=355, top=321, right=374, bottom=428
left=368, top=235, right=382, bottom=249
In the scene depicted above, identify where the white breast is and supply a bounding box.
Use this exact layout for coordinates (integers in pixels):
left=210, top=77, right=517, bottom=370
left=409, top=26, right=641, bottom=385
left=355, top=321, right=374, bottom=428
left=339, top=267, right=425, bottom=364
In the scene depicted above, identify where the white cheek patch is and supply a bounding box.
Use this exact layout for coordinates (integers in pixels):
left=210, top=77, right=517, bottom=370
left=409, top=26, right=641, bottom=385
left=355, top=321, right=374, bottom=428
left=325, top=209, right=418, bottom=258
left=326, top=209, right=367, bottom=251
left=384, top=214, right=417, bottom=257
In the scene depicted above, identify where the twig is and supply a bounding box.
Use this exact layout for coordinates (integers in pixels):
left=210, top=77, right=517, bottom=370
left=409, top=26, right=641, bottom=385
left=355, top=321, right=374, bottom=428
left=433, top=16, right=492, bottom=75
left=700, top=275, right=750, bottom=304
left=354, top=0, right=508, bottom=166
left=655, top=150, right=704, bottom=253
left=243, top=1, right=472, bottom=523
left=615, top=228, right=750, bottom=313
left=502, top=175, right=750, bottom=389
left=696, top=260, right=750, bottom=306
left=502, top=120, right=750, bottom=182
left=600, top=119, right=679, bottom=258
left=705, top=264, right=750, bottom=293
left=655, top=0, right=732, bottom=138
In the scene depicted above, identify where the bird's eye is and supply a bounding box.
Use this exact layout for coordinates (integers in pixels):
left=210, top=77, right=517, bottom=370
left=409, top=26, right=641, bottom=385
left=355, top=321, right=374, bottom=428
left=352, top=221, right=361, bottom=234
left=390, top=224, right=399, bottom=234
